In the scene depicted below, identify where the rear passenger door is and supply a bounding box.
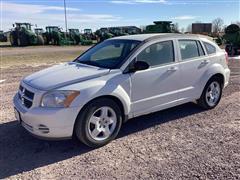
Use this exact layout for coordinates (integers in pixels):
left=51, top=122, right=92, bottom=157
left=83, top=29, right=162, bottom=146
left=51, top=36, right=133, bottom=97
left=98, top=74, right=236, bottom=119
left=177, top=39, right=211, bottom=99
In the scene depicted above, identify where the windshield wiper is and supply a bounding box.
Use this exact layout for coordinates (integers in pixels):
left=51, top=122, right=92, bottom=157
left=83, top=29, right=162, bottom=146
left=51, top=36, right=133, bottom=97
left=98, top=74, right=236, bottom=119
left=78, top=60, right=101, bottom=67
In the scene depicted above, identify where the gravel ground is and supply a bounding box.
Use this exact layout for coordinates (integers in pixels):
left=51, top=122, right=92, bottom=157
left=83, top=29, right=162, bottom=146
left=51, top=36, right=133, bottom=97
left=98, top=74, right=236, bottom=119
left=0, top=54, right=239, bottom=179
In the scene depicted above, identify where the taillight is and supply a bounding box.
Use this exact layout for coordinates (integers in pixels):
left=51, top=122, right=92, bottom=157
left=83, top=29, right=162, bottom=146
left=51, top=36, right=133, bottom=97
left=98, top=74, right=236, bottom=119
left=225, top=52, right=229, bottom=65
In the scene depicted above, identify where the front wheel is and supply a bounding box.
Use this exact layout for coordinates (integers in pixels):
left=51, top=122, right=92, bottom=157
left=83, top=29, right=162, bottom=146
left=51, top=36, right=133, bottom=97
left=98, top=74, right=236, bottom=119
left=74, top=98, right=123, bottom=148
left=197, top=78, right=223, bottom=109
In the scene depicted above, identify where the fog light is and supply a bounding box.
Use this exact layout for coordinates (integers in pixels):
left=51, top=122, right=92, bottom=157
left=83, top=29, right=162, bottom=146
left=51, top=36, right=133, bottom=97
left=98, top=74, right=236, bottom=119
left=38, top=124, right=49, bottom=134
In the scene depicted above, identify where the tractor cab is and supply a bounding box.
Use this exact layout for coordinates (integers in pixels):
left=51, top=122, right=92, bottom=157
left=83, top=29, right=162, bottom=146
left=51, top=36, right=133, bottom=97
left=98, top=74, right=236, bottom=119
left=46, top=26, right=61, bottom=33
left=109, top=27, right=127, bottom=36
left=34, top=28, right=44, bottom=35
left=145, top=21, right=173, bottom=33
left=125, top=26, right=141, bottom=35
left=97, top=28, right=109, bottom=34
left=69, top=29, right=80, bottom=34
left=84, top=29, right=93, bottom=35
left=14, top=23, right=32, bottom=31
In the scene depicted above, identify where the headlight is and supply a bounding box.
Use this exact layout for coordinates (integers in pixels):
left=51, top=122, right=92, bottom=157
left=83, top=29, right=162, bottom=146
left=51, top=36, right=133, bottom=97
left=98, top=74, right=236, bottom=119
left=41, top=90, right=80, bottom=108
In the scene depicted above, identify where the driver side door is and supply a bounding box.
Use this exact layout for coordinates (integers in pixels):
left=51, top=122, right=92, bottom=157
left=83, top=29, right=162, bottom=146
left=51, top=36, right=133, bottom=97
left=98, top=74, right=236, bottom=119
left=130, top=40, right=182, bottom=116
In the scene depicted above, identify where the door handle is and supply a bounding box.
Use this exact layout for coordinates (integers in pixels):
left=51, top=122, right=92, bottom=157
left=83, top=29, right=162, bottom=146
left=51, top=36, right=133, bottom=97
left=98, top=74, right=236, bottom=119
left=167, top=66, right=178, bottom=72
left=201, top=60, right=209, bottom=65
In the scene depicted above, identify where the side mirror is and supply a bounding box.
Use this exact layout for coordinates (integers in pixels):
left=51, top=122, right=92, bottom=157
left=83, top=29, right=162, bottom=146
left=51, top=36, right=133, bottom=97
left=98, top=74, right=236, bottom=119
left=128, top=61, right=149, bottom=73
left=134, top=61, right=149, bottom=71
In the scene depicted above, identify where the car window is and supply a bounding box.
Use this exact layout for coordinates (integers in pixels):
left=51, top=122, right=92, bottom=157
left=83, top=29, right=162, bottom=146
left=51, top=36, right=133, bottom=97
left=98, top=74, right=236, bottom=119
left=91, top=44, right=123, bottom=61
left=179, top=40, right=204, bottom=60
left=137, top=41, right=174, bottom=66
left=77, top=40, right=141, bottom=69
left=203, top=42, right=216, bottom=54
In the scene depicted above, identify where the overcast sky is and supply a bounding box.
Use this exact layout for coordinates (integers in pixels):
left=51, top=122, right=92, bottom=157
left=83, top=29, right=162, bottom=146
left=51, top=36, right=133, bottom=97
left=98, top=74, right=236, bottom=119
left=1, top=0, right=239, bottom=32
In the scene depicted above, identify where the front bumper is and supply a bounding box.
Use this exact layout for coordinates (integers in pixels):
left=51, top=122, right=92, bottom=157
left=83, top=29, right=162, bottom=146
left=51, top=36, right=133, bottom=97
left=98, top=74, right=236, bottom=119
left=13, top=94, right=80, bottom=139
left=224, top=68, right=231, bottom=88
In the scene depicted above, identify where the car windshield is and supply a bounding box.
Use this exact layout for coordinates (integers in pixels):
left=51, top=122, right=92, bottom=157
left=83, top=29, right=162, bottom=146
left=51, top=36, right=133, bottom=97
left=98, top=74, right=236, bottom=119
left=76, top=39, right=141, bottom=69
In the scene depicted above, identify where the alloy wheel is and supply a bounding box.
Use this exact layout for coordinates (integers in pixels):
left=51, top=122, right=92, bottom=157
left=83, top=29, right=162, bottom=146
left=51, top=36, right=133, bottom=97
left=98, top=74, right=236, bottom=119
left=88, top=106, right=117, bottom=141
left=205, top=81, right=221, bottom=107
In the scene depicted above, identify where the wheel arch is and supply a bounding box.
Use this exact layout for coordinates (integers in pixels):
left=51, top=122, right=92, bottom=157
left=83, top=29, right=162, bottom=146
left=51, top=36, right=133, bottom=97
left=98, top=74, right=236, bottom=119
left=197, top=72, right=225, bottom=100
left=75, top=95, right=128, bottom=125
left=197, top=62, right=226, bottom=96
left=207, top=73, right=224, bottom=87
left=72, top=94, right=128, bottom=138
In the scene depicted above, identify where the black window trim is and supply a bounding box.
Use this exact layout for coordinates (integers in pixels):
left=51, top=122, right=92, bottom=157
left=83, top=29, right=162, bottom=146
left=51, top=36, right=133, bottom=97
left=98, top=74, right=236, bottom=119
left=196, top=40, right=206, bottom=56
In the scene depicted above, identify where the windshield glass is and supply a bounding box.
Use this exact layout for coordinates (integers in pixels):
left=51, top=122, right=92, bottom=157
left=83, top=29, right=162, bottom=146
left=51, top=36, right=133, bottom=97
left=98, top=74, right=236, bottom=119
left=76, top=39, right=141, bottom=69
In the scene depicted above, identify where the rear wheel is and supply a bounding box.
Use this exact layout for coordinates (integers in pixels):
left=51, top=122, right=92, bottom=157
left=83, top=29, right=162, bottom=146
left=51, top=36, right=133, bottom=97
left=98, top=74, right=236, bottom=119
left=37, top=35, right=44, bottom=45
left=17, top=35, right=28, bottom=46
left=197, top=78, right=223, bottom=109
left=74, top=98, right=123, bottom=148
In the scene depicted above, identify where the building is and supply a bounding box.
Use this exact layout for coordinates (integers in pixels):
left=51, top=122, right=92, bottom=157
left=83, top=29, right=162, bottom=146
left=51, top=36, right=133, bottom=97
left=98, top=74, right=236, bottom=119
left=192, top=23, right=212, bottom=34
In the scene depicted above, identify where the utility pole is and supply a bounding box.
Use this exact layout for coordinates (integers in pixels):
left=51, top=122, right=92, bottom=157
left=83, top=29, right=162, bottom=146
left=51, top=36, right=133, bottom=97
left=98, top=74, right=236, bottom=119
left=64, top=0, right=68, bottom=37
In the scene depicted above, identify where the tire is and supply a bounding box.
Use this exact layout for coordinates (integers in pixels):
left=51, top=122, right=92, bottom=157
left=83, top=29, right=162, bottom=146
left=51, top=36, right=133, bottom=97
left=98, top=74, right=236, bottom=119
left=37, top=35, right=44, bottom=45
left=74, top=98, right=123, bottom=148
left=197, top=78, right=223, bottom=109
left=43, top=36, right=48, bottom=45
left=17, top=38, right=21, bottom=46
left=10, top=33, right=17, bottom=46
left=18, top=35, right=28, bottom=46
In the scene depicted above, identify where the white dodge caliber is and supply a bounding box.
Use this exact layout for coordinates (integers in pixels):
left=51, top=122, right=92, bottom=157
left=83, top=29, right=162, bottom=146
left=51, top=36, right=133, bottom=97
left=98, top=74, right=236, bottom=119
left=14, top=34, right=230, bottom=147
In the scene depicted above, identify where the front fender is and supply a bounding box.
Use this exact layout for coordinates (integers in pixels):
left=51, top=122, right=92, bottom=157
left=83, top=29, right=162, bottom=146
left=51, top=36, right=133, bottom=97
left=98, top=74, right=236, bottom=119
left=59, top=75, right=131, bottom=117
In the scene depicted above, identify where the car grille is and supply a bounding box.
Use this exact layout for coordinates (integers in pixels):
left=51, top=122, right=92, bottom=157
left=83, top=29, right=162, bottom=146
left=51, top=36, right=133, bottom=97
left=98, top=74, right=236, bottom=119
left=18, top=85, right=35, bottom=108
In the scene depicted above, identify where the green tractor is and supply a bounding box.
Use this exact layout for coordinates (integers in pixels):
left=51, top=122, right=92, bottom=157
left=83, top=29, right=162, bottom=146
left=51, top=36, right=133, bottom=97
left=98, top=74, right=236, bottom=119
left=95, top=28, right=114, bottom=42
left=213, top=36, right=223, bottom=46
left=123, top=26, right=141, bottom=35
left=73, top=29, right=94, bottom=45
left=83, top=29, right=97, bottom=40
left=0, top=31, right=7, bottom=42
left=69, top=29, right=82, bottom=45
left=10, top=23, right=44, bottom=46
left=109, top=27, right=129, bottom=37
left=43, top=26, right=64, bottom=45
left=43, top=26, right=77, bottom=45
left=144, top=21, right=174, bottom=33
left=223, top=24, right=240, bottom=56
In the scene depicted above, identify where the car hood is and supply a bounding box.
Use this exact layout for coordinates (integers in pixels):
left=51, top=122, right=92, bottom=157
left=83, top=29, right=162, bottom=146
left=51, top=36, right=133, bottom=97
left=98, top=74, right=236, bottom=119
left=23, top=62, right=110, bottom=90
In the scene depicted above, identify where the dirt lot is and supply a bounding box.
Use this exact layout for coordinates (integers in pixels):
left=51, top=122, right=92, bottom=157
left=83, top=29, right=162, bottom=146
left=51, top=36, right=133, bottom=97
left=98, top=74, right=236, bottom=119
left=0, top=46, right=240, bottom=179
left=0, top=45, right=90, bottom=68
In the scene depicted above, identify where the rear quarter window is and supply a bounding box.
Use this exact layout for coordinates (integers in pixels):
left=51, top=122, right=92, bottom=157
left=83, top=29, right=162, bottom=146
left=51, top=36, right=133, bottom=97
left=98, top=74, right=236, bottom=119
left=203, top=42, right=216, bottom=55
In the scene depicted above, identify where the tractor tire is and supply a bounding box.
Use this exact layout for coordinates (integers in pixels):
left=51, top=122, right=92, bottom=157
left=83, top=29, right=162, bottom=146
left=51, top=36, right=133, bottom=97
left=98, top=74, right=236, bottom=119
left=17, top=38, right=21, bottom=46
left=3, top=36, right=7, bottom=42
left=18, top=35, right=28, bottom=46
left=37, top=35, right=44, bottom=45
left=10, top=33, right=17, bottom=46
left=75, top=36, right=81, bottom=45
left=43, top=36, right=48, bottom=45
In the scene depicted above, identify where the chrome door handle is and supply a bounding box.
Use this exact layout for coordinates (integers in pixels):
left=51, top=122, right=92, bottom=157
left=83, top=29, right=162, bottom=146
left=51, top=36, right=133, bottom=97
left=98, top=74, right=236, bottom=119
left=167, top=66, right=178, bottom=72
left=201, top=60, right=209, bottom=65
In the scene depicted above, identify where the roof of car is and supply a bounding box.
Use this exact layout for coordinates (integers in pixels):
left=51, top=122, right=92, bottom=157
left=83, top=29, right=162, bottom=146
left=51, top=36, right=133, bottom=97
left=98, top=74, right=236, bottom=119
left=111, top=33, right=213, bottom=42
